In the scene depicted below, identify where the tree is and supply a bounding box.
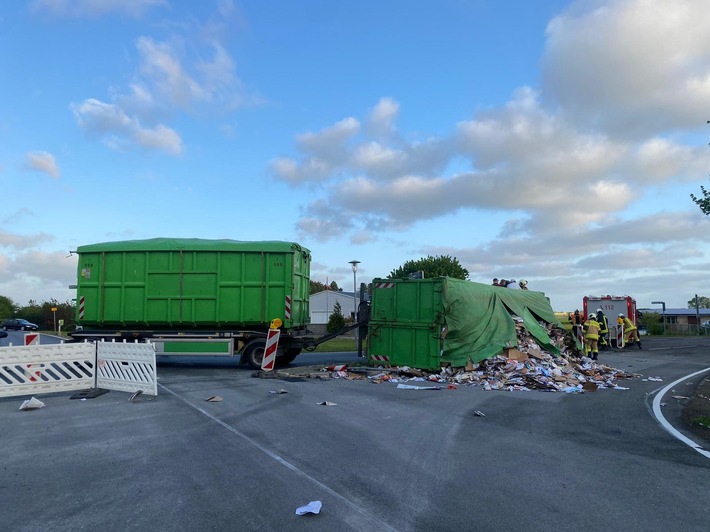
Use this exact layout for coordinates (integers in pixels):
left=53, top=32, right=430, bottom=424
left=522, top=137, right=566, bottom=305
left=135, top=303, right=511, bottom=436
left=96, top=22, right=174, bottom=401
left=310, top=280, right=340, bottom=294
left=388, top=255, right=469, bottom=280
left=690, top=183, right=710, bottom=215
left=327, top=301, right=346, bottom=333
left=0, top=295, right=18, bottom=319
left=639, top=312, right=663, bottom=335
left=688, top=296, right=710, bottom=309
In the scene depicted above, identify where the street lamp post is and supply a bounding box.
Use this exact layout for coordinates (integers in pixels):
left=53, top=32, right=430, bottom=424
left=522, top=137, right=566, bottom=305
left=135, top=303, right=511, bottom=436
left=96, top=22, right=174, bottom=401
left=651, top=301, right=666, bottom=335
left=348, top=260, right=360, bottom=346
left=348, top=260, right=360, bottom=320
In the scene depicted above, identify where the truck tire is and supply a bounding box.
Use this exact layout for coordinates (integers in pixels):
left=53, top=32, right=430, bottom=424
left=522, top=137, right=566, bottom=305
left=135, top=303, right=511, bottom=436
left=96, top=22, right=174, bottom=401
left=244, top=340, right=267, bottom=370
left=276, top=348, right=302, bottom=367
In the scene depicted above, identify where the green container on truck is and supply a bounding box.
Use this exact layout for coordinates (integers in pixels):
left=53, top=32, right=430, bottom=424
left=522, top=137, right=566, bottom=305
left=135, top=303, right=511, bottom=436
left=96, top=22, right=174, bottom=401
left=71, top=238, right=311, bottom=368
left=367, top=277, right=562, bottom=371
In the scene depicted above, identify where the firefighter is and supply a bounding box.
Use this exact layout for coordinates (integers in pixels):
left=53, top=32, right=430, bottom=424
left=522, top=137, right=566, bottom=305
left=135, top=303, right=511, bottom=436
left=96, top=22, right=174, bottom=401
left=583, top=313, right=600, bottom=360
left=618, top=313, right=642, bottom=349
left=596, top=308, right=609, bottom=350
left=573, top=309, right=583, bottom=344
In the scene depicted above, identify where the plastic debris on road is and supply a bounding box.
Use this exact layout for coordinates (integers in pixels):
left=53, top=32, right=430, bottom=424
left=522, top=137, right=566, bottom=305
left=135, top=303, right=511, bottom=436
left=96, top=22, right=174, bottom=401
left=474, top=410, right=485, bottom=417
left=396, top=383, right=441, bottom=390
left=295, top=500, right=322, bottom=515
left=19, top=397, right=45, bottom=411
left=129, top=390, right=144, bottom=403
left=206, top=395, right=223, bottom=402
left=317, top=401, right=337, bottom=406
left=269, top=389, right=288, bottom=394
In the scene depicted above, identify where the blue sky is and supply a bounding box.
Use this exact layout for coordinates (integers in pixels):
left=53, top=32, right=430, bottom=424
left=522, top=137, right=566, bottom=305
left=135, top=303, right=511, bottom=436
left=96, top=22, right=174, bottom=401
left=1, top=0, right=709, bottom=313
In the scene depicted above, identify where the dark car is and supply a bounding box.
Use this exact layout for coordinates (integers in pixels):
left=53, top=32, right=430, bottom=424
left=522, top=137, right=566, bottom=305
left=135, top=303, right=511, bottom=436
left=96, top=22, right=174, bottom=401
left=1, top=318, right=39, bottom=331
left=0, top=330, right=7, bottom=339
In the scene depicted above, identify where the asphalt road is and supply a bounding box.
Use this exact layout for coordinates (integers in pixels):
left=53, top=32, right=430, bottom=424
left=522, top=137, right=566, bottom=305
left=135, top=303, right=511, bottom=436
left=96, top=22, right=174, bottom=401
left=0, top=331, right=65, bottom=347
left=1, top=337, right=709, bottom=531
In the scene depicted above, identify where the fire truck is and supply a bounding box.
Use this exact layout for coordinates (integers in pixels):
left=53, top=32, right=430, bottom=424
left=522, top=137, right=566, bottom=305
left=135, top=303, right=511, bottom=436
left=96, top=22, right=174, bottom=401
left=583, top=295, right=637, bottom=347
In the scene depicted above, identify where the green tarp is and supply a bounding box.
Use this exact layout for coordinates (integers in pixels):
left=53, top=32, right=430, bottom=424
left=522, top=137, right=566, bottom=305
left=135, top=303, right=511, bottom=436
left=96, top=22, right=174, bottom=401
left=440, top=279, right=561, bottom=365
left=367, top=277, right=567, bottom=370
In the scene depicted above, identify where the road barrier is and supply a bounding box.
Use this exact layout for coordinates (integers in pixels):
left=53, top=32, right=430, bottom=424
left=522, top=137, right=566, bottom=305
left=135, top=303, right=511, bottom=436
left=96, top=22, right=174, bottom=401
left=0, top=340, right=156, bottom=398
left=0, top=343, right=95, bottom=397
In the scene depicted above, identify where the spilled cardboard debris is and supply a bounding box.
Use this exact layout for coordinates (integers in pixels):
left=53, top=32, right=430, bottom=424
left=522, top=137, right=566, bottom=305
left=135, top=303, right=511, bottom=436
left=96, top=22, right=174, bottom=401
left=277, top=320, right=640, bottom=393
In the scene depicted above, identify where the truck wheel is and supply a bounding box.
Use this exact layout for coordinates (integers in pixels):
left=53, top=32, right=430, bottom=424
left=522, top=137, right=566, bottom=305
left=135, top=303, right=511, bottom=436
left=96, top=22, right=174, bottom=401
left=276, top=348, right=302, bottom=367
left=244, top=340, right=267, bottom=370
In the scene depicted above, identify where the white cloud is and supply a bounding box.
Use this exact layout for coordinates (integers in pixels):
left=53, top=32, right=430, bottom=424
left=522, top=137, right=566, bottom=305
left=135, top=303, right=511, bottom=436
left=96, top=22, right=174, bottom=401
left=134, top=36, right=261, bottom=113
left=30, top=0, right=167, bottom=18
left=71, top=98, right=183, bottom=155
left=70, top=6, right=259, bottom=155
left=2, top=208, right=34, bottom=225
left=0, top=229, right=54, bottom=250
left=296, top=117, right=360, bottom=162
left=366, top=97, right=399, bottom=140
left=24, top=151, right=60, bottom=178
left=541, top=0, right=710, bottom=137
left=136, top=37, right=208, bottom=109
left=0, top=250, right=77, bottom=305
left=133, top=124, right=183, bottom=155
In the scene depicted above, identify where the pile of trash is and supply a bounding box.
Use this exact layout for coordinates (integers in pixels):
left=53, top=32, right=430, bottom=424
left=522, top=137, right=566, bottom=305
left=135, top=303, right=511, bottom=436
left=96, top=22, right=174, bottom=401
left=305, top=319, right=639, bottom=393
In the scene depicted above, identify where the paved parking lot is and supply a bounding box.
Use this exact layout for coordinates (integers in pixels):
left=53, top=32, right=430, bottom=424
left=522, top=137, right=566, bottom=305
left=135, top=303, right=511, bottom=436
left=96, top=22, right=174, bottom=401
left=2, top=338, right=709, bottom=531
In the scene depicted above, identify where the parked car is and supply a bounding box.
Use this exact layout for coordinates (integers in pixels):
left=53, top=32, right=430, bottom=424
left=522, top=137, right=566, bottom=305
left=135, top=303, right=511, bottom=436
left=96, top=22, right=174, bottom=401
left=1, top=318, right=39, bottom=331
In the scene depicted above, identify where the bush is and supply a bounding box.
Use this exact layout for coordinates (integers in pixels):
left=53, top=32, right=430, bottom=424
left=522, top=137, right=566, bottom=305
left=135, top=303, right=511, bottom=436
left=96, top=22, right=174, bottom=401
left=327, top=301, right=346, bottom=333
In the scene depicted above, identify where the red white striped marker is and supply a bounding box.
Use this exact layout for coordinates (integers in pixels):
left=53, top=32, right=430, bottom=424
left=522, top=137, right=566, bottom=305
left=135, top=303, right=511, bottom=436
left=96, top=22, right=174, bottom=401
left=261, top=328, right=281, bottom=371
left=79, top=296, right=85, bottom=320
left=284, top=296, right=291, bottom=320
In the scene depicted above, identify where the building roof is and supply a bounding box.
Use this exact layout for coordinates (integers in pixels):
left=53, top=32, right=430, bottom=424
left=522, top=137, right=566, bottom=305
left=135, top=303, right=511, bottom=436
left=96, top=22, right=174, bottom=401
left=638, top=308, right=710, bottom=316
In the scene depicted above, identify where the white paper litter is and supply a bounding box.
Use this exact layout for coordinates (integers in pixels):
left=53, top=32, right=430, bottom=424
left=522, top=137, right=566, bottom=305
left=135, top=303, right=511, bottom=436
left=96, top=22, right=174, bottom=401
left=19, top=397, right=45, bottom=411
left=396, top=384, right=441, bottom=390
left=295, top=501, right=322, bottom=515
left=316, top=401, right=337, bottom=406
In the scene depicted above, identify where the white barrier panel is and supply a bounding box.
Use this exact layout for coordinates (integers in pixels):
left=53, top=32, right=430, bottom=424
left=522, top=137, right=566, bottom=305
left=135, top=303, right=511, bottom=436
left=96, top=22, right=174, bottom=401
left=0, top=343, right=96, bottom=398
left=97, top=342, right=157, bottom=396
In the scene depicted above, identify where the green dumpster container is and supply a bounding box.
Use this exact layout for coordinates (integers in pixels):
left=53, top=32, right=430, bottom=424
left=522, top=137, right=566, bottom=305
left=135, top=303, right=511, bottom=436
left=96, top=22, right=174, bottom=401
left=367, top=279, right=445, bottom=370
left=74, top=238, right=311, bottom=331
left=367, top=277, right=561, bottom=370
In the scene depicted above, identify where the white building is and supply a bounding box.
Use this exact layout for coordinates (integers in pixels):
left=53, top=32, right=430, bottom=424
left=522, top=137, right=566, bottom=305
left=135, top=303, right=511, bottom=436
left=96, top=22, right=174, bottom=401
left=309, top=290, right=359, bottom=324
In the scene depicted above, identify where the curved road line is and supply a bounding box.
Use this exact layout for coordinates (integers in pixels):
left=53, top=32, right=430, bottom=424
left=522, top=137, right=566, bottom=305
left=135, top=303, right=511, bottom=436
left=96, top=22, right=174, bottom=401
left=651, top=367, right=710, bottom=459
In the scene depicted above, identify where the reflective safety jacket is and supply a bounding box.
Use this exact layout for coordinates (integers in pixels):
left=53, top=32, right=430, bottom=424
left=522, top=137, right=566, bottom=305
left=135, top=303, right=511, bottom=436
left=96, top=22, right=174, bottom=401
left=596, top=313, right=609, bottom=334
left=618, top=316, right=637, bottom=332
left=583, top=319, right=600, bottom=339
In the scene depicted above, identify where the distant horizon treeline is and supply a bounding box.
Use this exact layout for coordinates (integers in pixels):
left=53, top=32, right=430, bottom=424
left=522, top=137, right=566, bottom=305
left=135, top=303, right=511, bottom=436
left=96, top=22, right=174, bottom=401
left=0, top=295, right=76, bottom=331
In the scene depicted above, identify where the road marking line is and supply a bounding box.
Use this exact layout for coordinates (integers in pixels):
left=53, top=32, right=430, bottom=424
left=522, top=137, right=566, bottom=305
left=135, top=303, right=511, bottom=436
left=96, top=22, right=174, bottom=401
left=651, top=367, right=710, bottom=460
left=159, top=383, right=398, bottom=531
